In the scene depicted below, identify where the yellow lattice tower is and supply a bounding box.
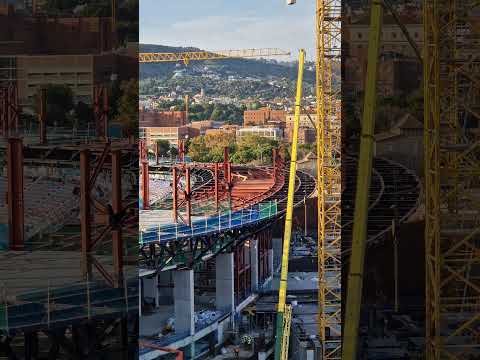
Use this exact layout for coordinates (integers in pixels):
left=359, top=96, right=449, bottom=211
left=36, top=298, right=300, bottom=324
left=424, top=0, right=480, bottom=358
left=316, top=0, right=342, bottom=358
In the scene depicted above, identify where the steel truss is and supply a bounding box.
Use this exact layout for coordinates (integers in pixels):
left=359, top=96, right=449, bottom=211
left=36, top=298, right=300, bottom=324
left=424, top=0, right=480, bottom=358
left=139, top=222, right=272, bottom=272
left=317, top=0, right=342, bottom=358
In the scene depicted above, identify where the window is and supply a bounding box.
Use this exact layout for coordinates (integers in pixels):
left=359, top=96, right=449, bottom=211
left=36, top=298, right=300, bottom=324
left=392, top=32, right=397, bottom=39
left=358, top=32, right=362, bottom=39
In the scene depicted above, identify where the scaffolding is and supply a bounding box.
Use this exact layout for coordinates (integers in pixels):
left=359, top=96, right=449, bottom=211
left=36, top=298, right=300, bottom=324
left=424, top=0, right=480, bottom=358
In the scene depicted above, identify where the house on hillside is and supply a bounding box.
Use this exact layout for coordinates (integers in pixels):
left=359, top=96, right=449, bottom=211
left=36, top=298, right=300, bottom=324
left=374, top=113, right=423, bottom=175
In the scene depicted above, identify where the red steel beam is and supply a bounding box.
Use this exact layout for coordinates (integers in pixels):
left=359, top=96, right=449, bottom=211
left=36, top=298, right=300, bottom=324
left=214, top=163, right=219, bottom=212
left=172, top=167, right=178, bottom=223
left=94, top=85, right=109, bottom=140
left=39, top=88, right=47, bottom=144
left=185, top=167, right=192, bottom=226
left=139, top=341, right=183, bottom=360
left=7, top=138, right=24, bottom=250
left=111, top=150, right=123, bottom=288
left=141, top=161, right=149, bottom=210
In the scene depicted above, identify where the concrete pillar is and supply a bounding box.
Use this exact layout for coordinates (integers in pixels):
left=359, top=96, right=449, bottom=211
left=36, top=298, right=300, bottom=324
left=139, top=278, right=142, bottom=317
left=173, top=270, right=195, bottom=335
left=216, top=252, right=235, bottom=313
left=268, top=249, right=274, bottom=278
left=250, top=238, right=259, bottom=292
left=143, top=276, right=159, bottom=307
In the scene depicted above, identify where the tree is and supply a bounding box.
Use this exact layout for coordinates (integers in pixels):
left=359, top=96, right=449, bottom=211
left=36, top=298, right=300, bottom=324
left=187, top=136, right=211, bottom=162
left=34, top=85, right=74, bottom=126
left=115, top=79, right=139, bottom=137
left=74, top=101, right=93, bottom=128
left=155, top=139, right=170, bottom=157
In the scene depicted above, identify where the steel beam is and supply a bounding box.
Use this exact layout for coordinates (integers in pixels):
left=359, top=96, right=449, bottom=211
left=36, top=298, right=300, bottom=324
left=111, top=150, right=123, bottom=288
left=39, top=88, right=47, bottom=144
left=80, top=149, right=92, bottom=279
left=185, top=167, right=192, bottom=227
left=141, top=161, right=149, bottom=210
left=172, top=167, right=178, bottom=223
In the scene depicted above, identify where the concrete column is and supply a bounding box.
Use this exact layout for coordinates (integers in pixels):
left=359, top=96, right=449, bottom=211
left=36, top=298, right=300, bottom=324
left=139, top=278, right=142, bottom=317
left=216, top=252, right=235, bottom=313
left=173, top=270, right=195, bottom=335
left=250, top=238, right=259, bottom=292
left=268, top=249, right=274, bottom=278
left=143, top=276, right=159, bottom=307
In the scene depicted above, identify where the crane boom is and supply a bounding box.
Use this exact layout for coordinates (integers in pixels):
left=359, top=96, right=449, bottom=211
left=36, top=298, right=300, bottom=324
left=139, top=48, right=291, bottom=63
left=274, top=48, right=305, bottom=360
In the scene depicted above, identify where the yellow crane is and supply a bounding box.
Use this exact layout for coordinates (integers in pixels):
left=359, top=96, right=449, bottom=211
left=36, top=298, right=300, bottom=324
left=285, top=2, right=342, bottom=359
left=139, top=48, right=291, bottom=65
left=274, top=48, right=305, bottom=360
left=343, top=0, right=480, bottom=359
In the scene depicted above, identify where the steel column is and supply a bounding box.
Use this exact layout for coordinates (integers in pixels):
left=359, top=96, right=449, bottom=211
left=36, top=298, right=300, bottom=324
left=214, top=163, right=219, bottom=212
left=80, top=150, right=92, bottom=279
left=185, top=167, right=192, bottom=226
left=7, top=138, right=24, bottom=250
left=141, top=161, right=149, bottom=210
left=172, top=167, right=178, bottom=223
left=39, top=88, right=47, bottom=144
left=111, top=150, right=123, bottom=288
left=94, top=85, right=109, bottom=140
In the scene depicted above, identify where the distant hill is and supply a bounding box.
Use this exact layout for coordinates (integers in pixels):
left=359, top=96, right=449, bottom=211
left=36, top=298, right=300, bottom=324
left=140, top=44, right=315, bottom=82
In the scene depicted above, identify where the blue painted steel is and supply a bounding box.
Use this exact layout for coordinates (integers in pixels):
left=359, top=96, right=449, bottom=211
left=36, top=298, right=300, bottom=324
left=140, top=201, right=278, bottom=244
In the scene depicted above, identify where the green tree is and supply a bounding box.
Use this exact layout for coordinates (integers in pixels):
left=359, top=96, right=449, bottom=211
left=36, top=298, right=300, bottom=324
left=34, top=85, right=74, bottom=126
left=115, top=79, right=139, bottom=137
left=155, top=139, right=170, bottom=157
left=74, top=101, right=93, bottom=128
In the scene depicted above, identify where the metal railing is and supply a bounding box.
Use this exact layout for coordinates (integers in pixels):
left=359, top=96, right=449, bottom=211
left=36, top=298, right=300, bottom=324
left=140, top=201, right=278, bottom=244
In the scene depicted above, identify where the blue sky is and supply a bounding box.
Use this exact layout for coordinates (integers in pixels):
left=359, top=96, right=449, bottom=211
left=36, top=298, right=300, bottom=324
left=140, top=0, right=316, bottom=61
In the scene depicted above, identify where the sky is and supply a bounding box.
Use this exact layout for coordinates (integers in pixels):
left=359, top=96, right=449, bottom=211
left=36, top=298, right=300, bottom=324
left=140, top=0, right=316, bottom=61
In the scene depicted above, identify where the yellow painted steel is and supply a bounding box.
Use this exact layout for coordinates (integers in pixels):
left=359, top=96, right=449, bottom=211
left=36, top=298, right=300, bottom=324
left=342, top=2, right=383, bottom=359
left=139, top=48, right=291, bottom=64
left=274, top=48, right=305, bottom=360
left=425, top=0, right=480, bottom=358
left=316, top=0, right=342, bottom=359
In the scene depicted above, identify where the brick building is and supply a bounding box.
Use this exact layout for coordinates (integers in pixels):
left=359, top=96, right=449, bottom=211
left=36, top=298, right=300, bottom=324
left=344, top=13, right=423, bottom=97
left=140, top=110, right=188, bottom=128
left=243, top=108, right=286, bottom=127
left=285, top=114, right=317, bottom=144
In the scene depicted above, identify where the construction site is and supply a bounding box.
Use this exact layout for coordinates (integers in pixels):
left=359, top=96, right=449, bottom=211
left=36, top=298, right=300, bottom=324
left=0, top=1, right=139, bottom=359
left=139, top=0, right=480, bottom=359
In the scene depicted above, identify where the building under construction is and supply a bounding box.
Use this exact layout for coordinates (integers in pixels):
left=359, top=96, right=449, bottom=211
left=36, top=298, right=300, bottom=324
left=0, top=3, right=139, bottom=359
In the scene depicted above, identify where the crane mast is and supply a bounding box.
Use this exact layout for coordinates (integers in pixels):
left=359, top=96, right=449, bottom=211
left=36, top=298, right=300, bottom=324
left=424, top=0, right=480, bottom=358
left=317, top=1, right=342, bottom=359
